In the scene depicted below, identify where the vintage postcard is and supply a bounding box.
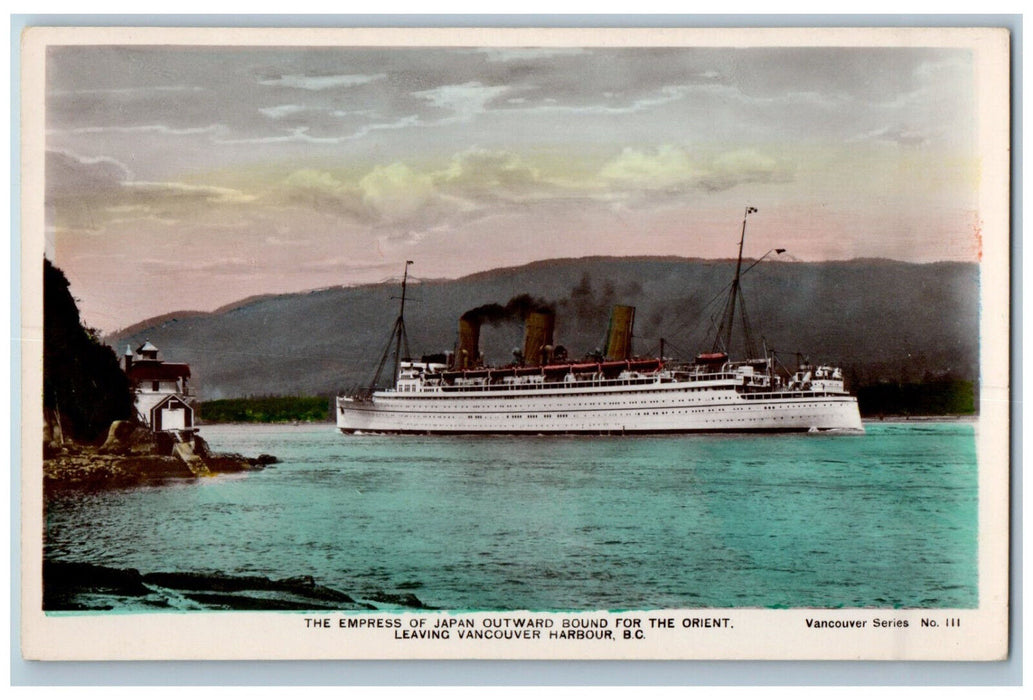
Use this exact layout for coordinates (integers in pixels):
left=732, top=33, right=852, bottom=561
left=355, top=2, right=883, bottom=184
left=20, top=26, right=1011, bottom=661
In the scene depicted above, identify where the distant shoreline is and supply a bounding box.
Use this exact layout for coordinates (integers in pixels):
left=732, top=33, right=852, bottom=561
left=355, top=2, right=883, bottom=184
left=197, top=416, right=976, bottom=429
left=862, top=415, right=976, bottom=423
left=198, top=420, right=333, bottom=426
left=195, top=381, right=977, bottom=425
left=198, top=396, right=332, bottom=424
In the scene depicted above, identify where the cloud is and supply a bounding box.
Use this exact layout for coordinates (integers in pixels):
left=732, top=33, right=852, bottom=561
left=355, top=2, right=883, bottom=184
left=214, top=115, right=423, bottom=146
left=516, top=84, right=693, bottom=117
left=699, top=149, right=779, bottom=192
left=49, top=85, right=207, bottom=97
left=48, top=167, right=260, bottom=232
left=258, top=73, right=386, bottom=90
left=599, top=145, right=783, bottom=195
left=331, top=108, right=377, bottom=118
left=48, top=124, right=221, bottom=137
left=46, top=150, right=131, bottom=197
left=473, top=48, right=590, bottom=63
left=298, top=258, right=400, bottom=273
left=278, top=165, right=447, bottom=227
left=135, top=256, right=260, bottom=274
left=359, top=163, right=435, bottom=222
left=346, top=114, right=423, bottom=141
left=600, top=145, right=702, bottom=190
left=276, top=168, right=370, bottom=221
left=273, top=148, right=565, bottom=231
left=259, top=104, right=308, bottom=119
left=122, top=181, right=256, bottom=205
left=362, top=147, right=569, bottom=226
left=852, top=125, right=929, bottom=147
left=105, top=204, right=151, bottom=214
left=440, top=147, right=543, bottom=197
left=283, top=168, right=346, bottom=193
left=213, top=127, right=321, bottom=145
left=412, top=81, right=510, bottom=122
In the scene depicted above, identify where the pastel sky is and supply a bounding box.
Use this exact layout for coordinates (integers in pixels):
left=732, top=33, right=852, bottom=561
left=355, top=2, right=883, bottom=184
left=45, top=44, right=982, bottom=333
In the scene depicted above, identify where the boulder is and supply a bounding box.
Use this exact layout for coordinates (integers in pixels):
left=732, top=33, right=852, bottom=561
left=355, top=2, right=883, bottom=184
left=43, top=561, right=151, bottom=610
left=365, top=591, right=435, bottom=609
left=202, top=453, right=253, bottom=473
left=45, top=562, right=373, bottom=612
left=124, top=455, right=195, bottom=479
left=99, top=420, right=162, bottom=456
left=192, top=434, right=211, bottom=458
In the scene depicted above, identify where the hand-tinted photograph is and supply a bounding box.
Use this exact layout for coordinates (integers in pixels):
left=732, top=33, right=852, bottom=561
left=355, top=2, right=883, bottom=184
left=21, top=26, right=1010, bottom=661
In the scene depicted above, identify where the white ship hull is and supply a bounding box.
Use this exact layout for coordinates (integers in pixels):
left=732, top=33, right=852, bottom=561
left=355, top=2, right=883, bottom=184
left=337, top=378, right=863, bottom=435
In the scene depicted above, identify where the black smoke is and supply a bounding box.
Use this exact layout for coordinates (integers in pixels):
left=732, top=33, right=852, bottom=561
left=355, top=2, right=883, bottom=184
left=557, top=273, right=644, bottom=332
left=460, top=294, right=555, bottom=325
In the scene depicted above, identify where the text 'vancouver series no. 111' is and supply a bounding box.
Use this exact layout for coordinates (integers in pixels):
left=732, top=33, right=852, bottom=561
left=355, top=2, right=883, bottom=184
left=28, top=31, right=1007, bottom=662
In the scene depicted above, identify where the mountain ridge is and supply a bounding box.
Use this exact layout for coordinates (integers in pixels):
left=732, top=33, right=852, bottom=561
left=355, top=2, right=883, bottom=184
left=106, top=255, right=967, bottom=337
left=109, top=257, right=980, bottom=400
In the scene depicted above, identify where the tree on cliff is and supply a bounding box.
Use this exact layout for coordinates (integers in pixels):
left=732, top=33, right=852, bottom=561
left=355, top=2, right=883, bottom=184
left=44, top=258, right=135, bottom=442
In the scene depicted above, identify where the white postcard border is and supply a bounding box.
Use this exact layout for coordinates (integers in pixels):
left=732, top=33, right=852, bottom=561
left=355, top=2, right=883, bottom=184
left=18, top=24, right=1012, bottom=663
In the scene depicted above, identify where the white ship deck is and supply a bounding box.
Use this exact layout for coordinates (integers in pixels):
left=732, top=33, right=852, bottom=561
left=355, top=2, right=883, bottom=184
left=337, top=371, right=864, bottom=434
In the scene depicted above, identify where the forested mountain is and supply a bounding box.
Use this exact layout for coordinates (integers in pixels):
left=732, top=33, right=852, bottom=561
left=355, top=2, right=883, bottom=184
left=108, top=257, right=979, bottom=400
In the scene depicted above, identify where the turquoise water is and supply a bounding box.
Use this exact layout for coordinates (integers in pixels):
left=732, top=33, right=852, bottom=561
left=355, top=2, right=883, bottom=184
left=44, top=421, right=978, bottom=611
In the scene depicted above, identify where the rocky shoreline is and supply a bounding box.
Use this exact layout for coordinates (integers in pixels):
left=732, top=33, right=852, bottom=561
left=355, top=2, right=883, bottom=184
left=43, top=449, right=276, bottom=492
left=44, top=419, right=278, bottom=492
left=43, top=561, right=434, bottom=612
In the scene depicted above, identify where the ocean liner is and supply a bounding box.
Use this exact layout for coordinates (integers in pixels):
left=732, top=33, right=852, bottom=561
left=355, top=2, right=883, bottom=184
left=337, top=209, right=863, bottom=434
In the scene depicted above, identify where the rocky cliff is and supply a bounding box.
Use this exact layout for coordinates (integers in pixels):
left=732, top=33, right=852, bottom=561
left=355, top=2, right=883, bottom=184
left=44, top=420, right=277, bottom=492
left=44, top=258, right=134, bottom=442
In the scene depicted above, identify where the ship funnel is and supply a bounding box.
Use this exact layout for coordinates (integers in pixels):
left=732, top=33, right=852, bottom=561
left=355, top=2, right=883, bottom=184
left=457, top=317, right=481, bottom=369
left=604, top=305, right=635, bottom=361
left=522, top=310, right=556, bottom=366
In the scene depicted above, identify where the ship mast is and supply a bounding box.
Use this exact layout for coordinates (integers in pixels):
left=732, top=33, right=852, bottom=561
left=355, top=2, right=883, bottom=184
left=392, top=260, right=414, bottom=383
left=714, top=206, right=758, bottom=358
left=367, top=261, right=413, bottom=394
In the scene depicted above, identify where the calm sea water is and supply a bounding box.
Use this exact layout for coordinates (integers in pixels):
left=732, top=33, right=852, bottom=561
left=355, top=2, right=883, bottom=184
left=44, top=421, right=978, bottom=611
